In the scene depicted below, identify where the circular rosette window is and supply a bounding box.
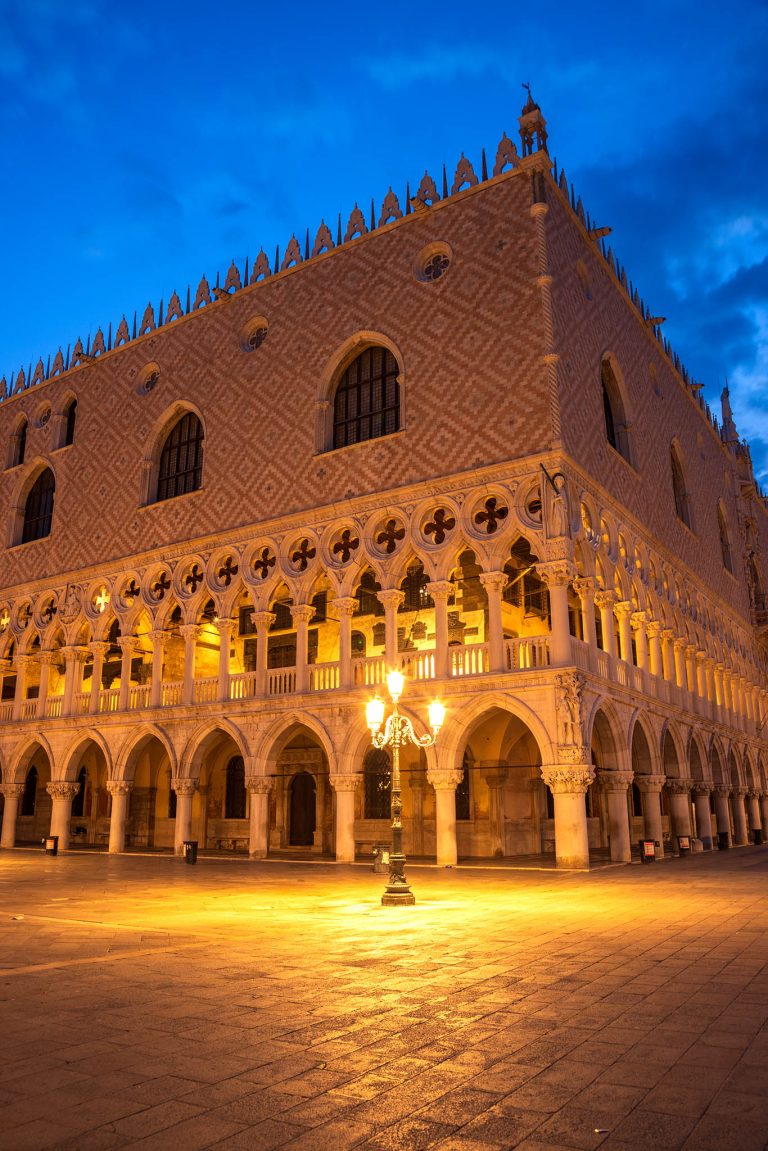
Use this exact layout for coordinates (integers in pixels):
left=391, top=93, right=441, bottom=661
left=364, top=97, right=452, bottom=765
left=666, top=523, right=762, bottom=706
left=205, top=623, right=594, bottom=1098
left=413, top=241, right=452, bottom=284
left=240, top=315, right=269, bottom=353
left=467, top=492, right=510, bottom=539
left=287, top=535, right=318, bottom=575
left=144, top=566, right=172, bottom=605
left=328, top=525, right=360, bottom=567
left=175, top=557, right=207, bottom=600
left=418, top=504, right=458, bottom=550
left=35, top=594, right=59, bottom=629
left=246, top=543, right=278, bottom=583
left=115, top=574, right=143, bottom=612
left=208, top=549, right=241, bottom=592
left=369, top=514, right=407, bottom=559
left=516, top=478, right=543, bottom=532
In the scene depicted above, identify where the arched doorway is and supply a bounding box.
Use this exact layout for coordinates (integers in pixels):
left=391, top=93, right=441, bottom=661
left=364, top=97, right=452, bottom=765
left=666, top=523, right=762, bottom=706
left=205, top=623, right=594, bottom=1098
left=289, top=772, right=316, bottom=846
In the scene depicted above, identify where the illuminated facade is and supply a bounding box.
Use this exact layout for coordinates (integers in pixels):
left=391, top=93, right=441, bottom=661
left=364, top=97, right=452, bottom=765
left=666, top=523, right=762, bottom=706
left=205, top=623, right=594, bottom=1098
left=1, top=94, right=767, bottom=869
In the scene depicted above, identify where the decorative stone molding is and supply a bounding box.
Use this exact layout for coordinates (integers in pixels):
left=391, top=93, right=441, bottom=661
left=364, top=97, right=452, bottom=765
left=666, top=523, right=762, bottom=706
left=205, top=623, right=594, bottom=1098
left=426, top=580, right=454, bottom=602
left=714, top=784, right=732, bottom=797
left=106, top=781, right=134, bottom=797
left=46, top=781, right=81, bottom=800
left=246, top=778, right=273, bottom=795
left=333, top=597, right=358, bottom=618
left=377, top=589, right=405, bottom=611
left=329, top=773, right=362, bottom=793
left=594, top=590, right=616, bottom=611
left=540, top=764, right=594, bottom=794
left=479, top=571, right=509, bottom=595
left=427, top=768, right=464, bottom=791
left=0, top=783, right=24, bottom=799
left=555, top=745, right=591, bottom=765
left=692, top=784, right=712, bottom=796
left=290, top=604, right=316, bottom=626
left=572, top=577, right=595, bottom=601
left=536, top=560, right=576, bottom=588
left=171, top=778, right=198, bottom=798
left=667, top=778, right=694, bottom=795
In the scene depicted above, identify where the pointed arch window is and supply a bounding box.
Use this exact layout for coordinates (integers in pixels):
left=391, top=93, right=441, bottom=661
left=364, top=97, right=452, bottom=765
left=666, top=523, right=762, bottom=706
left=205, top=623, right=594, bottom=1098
left=670, top=445, right=692, bottom=529
left=22, top=468, right=55, bottom=543
left=363, top=748, right=391, bottom=819
left=21, top=766, right=38, bottom=816
left=11, top=419, right=28, bottom=468
left=456, top=754, right=471, bottom=821
left=72, top=766, right=87, bottom=818
left=225, top=755, right=246, bottom=819
left=718, top=505, right=733, bottom=573
left=64, top=399, right=77, bottom=447
left=333, top=347, right=399, bottom=449
left=156, top=412, right=204, bottom=502
left=600, top=358, right=631, bottom=463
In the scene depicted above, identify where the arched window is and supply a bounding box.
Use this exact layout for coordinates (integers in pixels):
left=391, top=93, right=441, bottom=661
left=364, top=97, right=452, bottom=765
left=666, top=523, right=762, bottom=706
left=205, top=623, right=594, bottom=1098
left=64, top=400, right=77, bottom=447
left=456, top=754, right=471, bottom=821
left=11, top=419, right=27, bottom=468
left=21, top=766, right=37, bottom=816
left=225, top=756, right=246, bottom=819
left=718, top=505, right=733, bottom=573
left=156, top=412, right=204, bottom=502
left=333, top=347, right=399, bottom=449
left=22, top=468, right=55, bottom=543
left=600, top=358, right=631, bottom=463
left=72, top=766, right=87, bottom=818
left=670, top=445, right=692, bottom=529
left=363, top=748, right=391, bottom=819
left=168, top=784, right=177, bottom=820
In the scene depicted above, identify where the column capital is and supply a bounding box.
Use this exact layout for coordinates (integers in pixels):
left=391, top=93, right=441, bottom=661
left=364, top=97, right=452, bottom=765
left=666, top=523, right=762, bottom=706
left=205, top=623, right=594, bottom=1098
left=427, top=768, right=464, bottom=791
left=118, top=635, right=139, bottom=653
left=62, top=644, right=90, bottom=664
left=328, top=772, right=362, bottom=793
left=646, top=620, right=663, bottom=640
left=426, top=580, right=454, bottom=601
left=179, top=624, right=202, bottom=641
left=714, top=783, right=732, bottom=796
left=333, top=597, right=358, bottom=618
left=673, top=637, right=687, bottom=653
left=0, top=782, right=24, bottom=799
left=634, top=774, right=666, bottom=794
left=630, top=611, right=647, bottom=631
left=479, top=570, right=509, bottom=594
left=667, top=778, right=693, bottom=795
left=246, top=777, right=273, bottom=795
left=692, top=783, right=712, bottom=796
left=89, top=641, right=110, bottom=658
left=377, top=589, right=405, bottom=610
left=215, top=617, right=235, bottom=636
left=171, top=777, right=198, bottom=798
left=599, top=770, right=634, bottom=791
left=614, top=600, right=633, bottom=622
left=572, top=576, right=596, bottom=600
left=148, top=629, right=168, bottom=646
left=252, top=611, right=276, bottom=629
left=106, top=780, right=134, bottom=797
left=593, top=589, right=616, bottom=611
left=290, top=603, right=315, bottom=626
left=536, top=560, right=576, bottom=588
left=46, top=781, right=81, bottom=800
left=732, top=785, right=748, bottom=796
left=661, top=628, right=675, bottom=642
left=540, top=764, right=594, bottom=795
left=38, top=649, right=58, bottom=667
left=695, top=650, right=708, bottom=665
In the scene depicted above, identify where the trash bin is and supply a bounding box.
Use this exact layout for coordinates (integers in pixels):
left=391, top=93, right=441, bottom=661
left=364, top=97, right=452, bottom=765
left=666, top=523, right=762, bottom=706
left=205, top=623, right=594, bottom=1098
left=43, top=835, right=59, bottom=856
left=718, top=830, right=730, bottom=850
left=183, top=840, right=198, bottom=865
left=372, top=846, right=390, bottom=874
left=640, top=839, right=656, bottom=864
left=677, top=835, right=691, bottom=856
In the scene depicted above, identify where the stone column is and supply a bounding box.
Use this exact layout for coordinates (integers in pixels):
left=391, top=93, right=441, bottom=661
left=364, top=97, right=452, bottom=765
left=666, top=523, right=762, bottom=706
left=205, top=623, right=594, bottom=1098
left=46, top=781, right=81, bottom=852
left=673, top=639, right=687, bottom=693
left=704, top=659, right=717, bottom=709
left=713, top=785, right=732, bottom=846
left=646, top=621, right=663, bottom=679
left=149, top=630, right=166, bottom=708
left=695, top=654, right=708, bottom=710
left=329, top=773, right=360, bottom=862
left=594, top=591, right=617, bottom=658
left=479, top=572, right=508, bottom=673
left=692, top=787, right=713, bottom=849
left=106, top=781, right=133, bottom=853
left=118, top=636, right=138, bottom=710
left=746, top=791, right=762, bottom=842
left=730, top=787, right=749, bottom=845
left=485, top=769, right=507, bottom=857
left=88, top=642, right=109, bottom=714
left=540, top=762, right=594, bottom=869
left=760, top=793, right=768, bottom=836
left=291, top=604, right=315, bottom=693
left=661, top=629, right=675, bottom=683
left=573, top=577, right=598, bottom=651
left=378, top=589, right=405, bottom=669
left=253, top=611, right=275, bottom=696
left=247, top=778, right=272, bottom=858
left=334, top=597, right=357, bottom=689
left=215, top=617, right=234, bottom=702
left=36, top=650, right=55, bottom=719
left=428, top=768, right=463, bottom=867
left=62, top=647, right=89, bottom=716
left=635, top=774, right=666, bottom=859
left=713, top=664, right=725, bottom=711
left=537, top=562, right=575, bottom=667
left=631, top=612, right=649, bottom=672
left=179, top=624, right=201, bottom=706
left=601, top=771, right=634, bottom=862
left=615, top=601, right=634, bottom=665
left=12, top=654, right=30, bottom=720
left=171, top=778, right=198, bottom=855
left=668, top=779, right=693, bottom=847
left=0, top=783, right=24, bottom=848
left=427, top=581, right=453, bottom=679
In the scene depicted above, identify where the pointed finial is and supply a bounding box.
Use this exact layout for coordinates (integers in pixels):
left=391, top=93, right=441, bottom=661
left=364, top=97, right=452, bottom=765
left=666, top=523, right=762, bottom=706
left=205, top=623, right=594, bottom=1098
left=304, top=228, right=310, bottom=260
left=481, top=148, right=488, bottom=181
left=337, top=213, right=342, bottom=245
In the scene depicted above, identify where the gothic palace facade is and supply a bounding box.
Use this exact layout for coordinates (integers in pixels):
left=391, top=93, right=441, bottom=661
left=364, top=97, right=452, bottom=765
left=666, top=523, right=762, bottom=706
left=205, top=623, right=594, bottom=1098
left=1, top=95, right=767, bottom=870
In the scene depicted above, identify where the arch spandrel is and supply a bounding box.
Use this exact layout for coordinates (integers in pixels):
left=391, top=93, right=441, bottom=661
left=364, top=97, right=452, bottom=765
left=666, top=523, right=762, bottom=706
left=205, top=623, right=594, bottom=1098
left=114, top=723, right=178, bottom=782
left=59, top=729, right=114, bottom=783
left=438, top=692, right=553, bottom=774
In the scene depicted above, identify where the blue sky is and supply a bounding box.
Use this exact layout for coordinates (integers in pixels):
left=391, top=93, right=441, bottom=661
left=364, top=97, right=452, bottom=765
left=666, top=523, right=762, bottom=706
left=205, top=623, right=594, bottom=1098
left=1, top=0, right=766, bottom=481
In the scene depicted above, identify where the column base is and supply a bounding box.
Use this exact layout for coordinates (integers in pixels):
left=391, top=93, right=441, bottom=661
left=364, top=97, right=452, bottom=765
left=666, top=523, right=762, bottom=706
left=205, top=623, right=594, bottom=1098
left=382, top=888, right=416, bottom=907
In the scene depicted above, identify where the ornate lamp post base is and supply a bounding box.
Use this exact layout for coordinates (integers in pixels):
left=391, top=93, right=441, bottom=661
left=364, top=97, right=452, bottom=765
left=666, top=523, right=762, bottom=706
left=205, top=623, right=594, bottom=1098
left=382, top=869, right=416, bottom=906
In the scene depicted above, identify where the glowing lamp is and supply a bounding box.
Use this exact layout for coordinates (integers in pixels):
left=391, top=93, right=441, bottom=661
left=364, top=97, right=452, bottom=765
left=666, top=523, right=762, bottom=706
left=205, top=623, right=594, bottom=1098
left=386, top=670, right=405, bottom=702
left=366, top=696, right=385, bottom=732
left=428, top=699, right=446, bottom=733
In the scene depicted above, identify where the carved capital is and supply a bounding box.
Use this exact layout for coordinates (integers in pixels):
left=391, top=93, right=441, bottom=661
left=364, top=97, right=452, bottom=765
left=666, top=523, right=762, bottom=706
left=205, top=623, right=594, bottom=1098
left=46, top=781, right=81, bottom=801
left=634, top=774, right=666, bottom=795
left=479, top=571, right=508, bottom=595
left=252, top=611, right=276, bottom=630
left=106, top=780, right=134, bottom=797
left=215, top=617, right=235, bottom=636
left=614, top=600, right=633, bottom=622
left=246, top=777, right=273, bottom=795
left=536, top=560, right=575, bottom=589
left=714, top=783, right=732, bottom=797
left=646, top=620, right=662, bottom=640
left=333, top=597, right=358, bottom=618
left=179, top=624, right=202, bottom=641
left=732, top=785, right=748, bottom=797
left=290, top=604, right=316, bottom=626
left=692, top=784, right=712, bottom=796
left=593, top=590, right=616, bottom=611
left=38, top=649, right=58, bottom=667
left=599, top=770, right=634, bottom=791
left=62, top=645, right=90, bottom=665
left=427, top=768, right=464, bottom=791
left=171, top=777, right=198, bottom=798
left=572, top=577, right=595, bottom=601
left=673, top=637, right=687, bottom=653
left=426, top=580, right=454, bottom=602
left=377, top=589, right=405, bottom=611
left=667, top=778, right=693, bottom=795
left=661, top=628, right=675, bottom=643
left=148, top=629, right=168, bottom=647
left=630, top=611, right=647, bottom=632
left=540, top=763, right=595, bottom=795
left=89, top=641, right=110, bottom=659
left=328, top=772, right=362, bottom=793
left=0, top=783, right=24, bottom=799
left=118, top=636, right=138, bottom=654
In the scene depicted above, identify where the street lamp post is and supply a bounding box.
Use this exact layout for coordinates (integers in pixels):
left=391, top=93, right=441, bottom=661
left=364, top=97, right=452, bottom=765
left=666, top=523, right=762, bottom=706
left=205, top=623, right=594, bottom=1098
left=366, top=670, right=445, bottom=906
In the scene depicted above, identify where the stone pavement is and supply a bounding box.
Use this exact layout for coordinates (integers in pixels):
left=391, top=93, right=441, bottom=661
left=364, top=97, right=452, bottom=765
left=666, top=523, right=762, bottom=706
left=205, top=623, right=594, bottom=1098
left=1, top=848, right=767, bottom=1151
